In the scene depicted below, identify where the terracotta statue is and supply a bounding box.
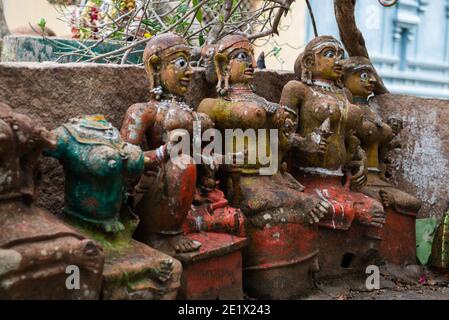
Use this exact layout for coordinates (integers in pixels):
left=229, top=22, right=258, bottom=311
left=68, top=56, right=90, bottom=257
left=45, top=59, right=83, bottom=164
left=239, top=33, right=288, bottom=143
left=342, top=56, right=421, bottom=265
left=197, top=34, right=331, bottom=299
left=280, top=36, right=386, bottom=278
left=45, top=114, right=181, bottom=300
left=0, top=103, right=104, bottom=299
left=121, top=33, right=246, bottom=258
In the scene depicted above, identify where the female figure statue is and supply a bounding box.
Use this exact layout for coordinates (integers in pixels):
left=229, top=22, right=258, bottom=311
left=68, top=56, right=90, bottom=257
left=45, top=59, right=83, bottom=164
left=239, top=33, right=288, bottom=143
left=0, top=103, right=104, bottom=299
left=197, top=34, right=331, bottom=299
left=342, top=56, right=421, bottom=265
left=45, top=114, right=181, bottom=300
left=121, top=33, right=245, bottom=256
left=280, top=36, right=386, bottom=278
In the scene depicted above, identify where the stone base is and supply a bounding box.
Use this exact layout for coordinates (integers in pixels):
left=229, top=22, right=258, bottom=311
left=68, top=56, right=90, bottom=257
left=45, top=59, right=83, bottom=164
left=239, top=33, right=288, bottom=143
left=379, top=208, right=417, bottom=266
left=175, top=232, right=247, bottom=300
left=0, top=203, right=104, bottom=300
left=243, top=255, right=318, bottom=300
left=316, top=224, right=381, bottom=280
left=101, top=239, right=182, bottom=300
left=243, top=218, right=320, bottom=299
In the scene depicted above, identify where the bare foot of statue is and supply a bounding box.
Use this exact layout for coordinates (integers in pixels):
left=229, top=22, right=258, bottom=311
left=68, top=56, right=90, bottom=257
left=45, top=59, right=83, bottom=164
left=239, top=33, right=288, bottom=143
left=102, top=220, right=125, bottom=234
left=169, top=235, right=202, bottom=253
left=152, top=258, right=174, bottom=283
left=145, top=233, right=202, bottom=256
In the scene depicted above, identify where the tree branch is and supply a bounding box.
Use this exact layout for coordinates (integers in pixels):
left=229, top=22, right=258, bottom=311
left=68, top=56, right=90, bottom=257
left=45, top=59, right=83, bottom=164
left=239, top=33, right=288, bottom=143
left=0, top=0, right=10, bottom=38
left=334, top=0, right=389, bottom=94
left=247, top=0, right=294, bottom=40
left=206, top=0, right=233, bottom=44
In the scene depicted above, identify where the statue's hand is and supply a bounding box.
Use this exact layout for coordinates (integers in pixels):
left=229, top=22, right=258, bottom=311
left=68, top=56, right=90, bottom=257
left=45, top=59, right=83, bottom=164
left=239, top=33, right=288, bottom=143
left=382, top=156, right=397, bottom=179
left=379, top=190, right=395, bottom=209
left=34, top=126, right=57, bottom=150
left=386, top=117, right=403, bottom=136
left=290, top=131, right=330, bottom=155
left=347, top=159, right=367, bottom=187
left=281, top=118, right=296, bottom=137
left=166, top=130, right=190, bottom=157
left=306, top=200, right=331, bottom=225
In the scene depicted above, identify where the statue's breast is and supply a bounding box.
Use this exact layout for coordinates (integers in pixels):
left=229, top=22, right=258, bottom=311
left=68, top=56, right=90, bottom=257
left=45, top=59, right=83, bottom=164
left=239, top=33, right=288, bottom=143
left=162, top=105, right=196, bottom=133
left=212, top=100, right=267, bottom=130
left=359, top=107, right=393, bottom=145
left=301, top=96, right=343, bottom=128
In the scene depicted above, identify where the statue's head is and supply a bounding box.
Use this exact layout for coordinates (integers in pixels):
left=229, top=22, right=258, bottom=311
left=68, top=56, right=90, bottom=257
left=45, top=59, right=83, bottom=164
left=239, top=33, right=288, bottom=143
left=143, top=33, right=192, bottom=99
left=342, top=56, right=377, bottom=99
left=214, top=34, right=256, bottom=86
left=295, top=35, right=345, bottom=85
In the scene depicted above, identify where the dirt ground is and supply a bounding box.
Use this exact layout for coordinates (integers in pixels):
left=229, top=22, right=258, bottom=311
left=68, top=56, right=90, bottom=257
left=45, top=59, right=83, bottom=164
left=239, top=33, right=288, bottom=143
left=304, top=263, right=449, bottom=300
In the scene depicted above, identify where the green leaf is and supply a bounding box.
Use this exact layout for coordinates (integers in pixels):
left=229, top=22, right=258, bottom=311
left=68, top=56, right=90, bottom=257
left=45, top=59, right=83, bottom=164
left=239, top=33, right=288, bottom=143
left=273, top=47, right=282, bottom=58
left=177, top=3, right=189, bottom=14
left=192, top=0, right=203, bottom=25
left=38, top=18, right=47, bottom=31
left=416, top=218, right=438, bottom=265
left=198, top=34, right=205, bottom=46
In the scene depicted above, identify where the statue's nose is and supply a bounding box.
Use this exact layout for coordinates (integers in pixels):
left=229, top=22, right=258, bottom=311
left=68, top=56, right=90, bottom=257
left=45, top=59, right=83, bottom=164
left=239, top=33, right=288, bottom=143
left=184, top=68, right=193, bottom=78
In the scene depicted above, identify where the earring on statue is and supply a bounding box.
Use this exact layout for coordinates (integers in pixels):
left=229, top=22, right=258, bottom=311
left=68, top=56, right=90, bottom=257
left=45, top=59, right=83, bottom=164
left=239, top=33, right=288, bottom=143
left=301, top=67, right=313, bottom=85
left=336, top=78, right=344, bottom=89
left=151, top=73, right=164, bottom=100
left=151, top=86, right=163, bottom=101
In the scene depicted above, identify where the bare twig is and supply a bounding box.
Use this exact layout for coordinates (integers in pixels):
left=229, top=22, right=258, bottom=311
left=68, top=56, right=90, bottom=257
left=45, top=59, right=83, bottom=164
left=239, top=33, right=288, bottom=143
left=247, top=0, right=295, bottom=40
left=0, top=0, right=10, bottom=37
left=305, top=0, right=318, bottom=37
left=49, top=0, right=299, bottom=63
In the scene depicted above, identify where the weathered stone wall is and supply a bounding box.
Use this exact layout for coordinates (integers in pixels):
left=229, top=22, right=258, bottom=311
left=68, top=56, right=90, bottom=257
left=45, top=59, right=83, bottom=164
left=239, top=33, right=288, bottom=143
left=0, top=62, right=447, bottom=220
left=371, top=95, right=449, bottom=220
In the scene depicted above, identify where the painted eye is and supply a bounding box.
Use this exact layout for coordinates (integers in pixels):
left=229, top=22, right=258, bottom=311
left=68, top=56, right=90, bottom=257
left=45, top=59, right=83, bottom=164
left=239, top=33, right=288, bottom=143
left=236, top=52, right=248, bottom=61
left=360, top=72, right=369, bottom=81
left=323, top=50, right=336, bottom=58
left=174, top=57, right=188, bottom=68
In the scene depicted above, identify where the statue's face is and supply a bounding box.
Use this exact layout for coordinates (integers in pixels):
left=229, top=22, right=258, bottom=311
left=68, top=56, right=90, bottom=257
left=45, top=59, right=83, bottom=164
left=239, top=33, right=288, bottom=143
left=160, top=49, right=192, bottom=96
left=228, top=46, right=256, bottom=84
left=310, top=43, right=345, bottom=81
left=344, top=68, right=376, bottom=98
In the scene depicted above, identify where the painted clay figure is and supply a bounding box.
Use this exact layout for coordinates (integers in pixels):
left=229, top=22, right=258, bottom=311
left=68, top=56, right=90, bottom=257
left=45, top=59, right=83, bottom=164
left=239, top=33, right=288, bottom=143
left=342, top=56, right=421, bottom=265
left=280, top=36, right=386, bottom=278
left=121, top=33, right=246, bottom=256
left=197, top=34, right=331, bottom=299
left=0, top=103, right=104, bottom=299
left=45, top=114, right=182, bottom=300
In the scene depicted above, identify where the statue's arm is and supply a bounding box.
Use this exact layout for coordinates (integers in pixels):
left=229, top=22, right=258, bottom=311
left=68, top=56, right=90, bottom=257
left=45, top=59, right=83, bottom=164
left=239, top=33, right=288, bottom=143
left=279, top=80, right=307, bottom=113
left=43, top=126, right=67, bottom=160
left=121, top=103, right=164, bottom=169
left=197, top=98, right=219, bottom=123
left=120, top=102, right=155, bottom=145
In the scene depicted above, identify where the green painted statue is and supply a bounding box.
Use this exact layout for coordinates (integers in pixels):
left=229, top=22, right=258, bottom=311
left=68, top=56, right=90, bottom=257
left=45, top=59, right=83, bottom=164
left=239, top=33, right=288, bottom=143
left=45, top=115, right=182, bottom=300
left=45, top=114, right=144, bottom=233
